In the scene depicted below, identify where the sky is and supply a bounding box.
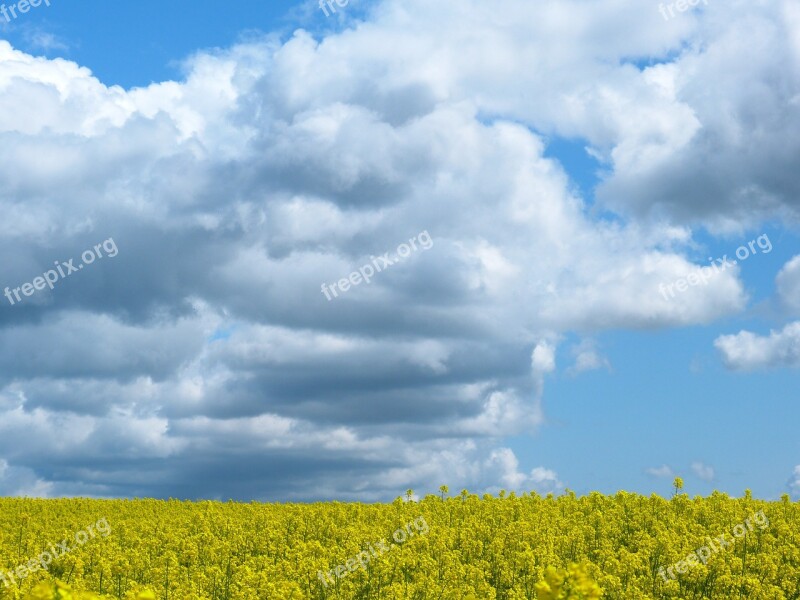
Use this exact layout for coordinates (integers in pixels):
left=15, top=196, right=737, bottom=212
left=0, top=0, right=798, bottom=502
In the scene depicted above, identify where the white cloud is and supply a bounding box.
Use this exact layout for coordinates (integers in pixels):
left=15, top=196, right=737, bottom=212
left=532, top=342, right=556, bottom=374
left=23, top=30, right=69, bottom=53
left=484, top=448, right=564, bottom=495
left=715, top=322, right=800, bottom=371
left=566, top=339, right=611, bottom=376
left=595, top=1, right=800, bottom=228
left=691, top=461, right=715, bottom=482
left=777, top=255, right=800, bottom=315
left=789, top=465, right=800, bottom=499
left=645, top=465, right=675, bottom=479
left=531, top=340, right=556, bottom=397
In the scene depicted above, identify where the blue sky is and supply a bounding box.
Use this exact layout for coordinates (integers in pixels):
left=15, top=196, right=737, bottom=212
left=1, top=0, right=304, bottom=87
left=0, top=0, right=798, bottom=502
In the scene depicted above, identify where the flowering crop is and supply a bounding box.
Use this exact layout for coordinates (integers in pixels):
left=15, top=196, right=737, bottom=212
left=0, top=490, right=797, bottom=599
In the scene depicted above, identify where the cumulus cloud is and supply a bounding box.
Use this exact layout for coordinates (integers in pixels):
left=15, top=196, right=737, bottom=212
left=777, top=255, right=800, bottom=314
left=484, top=449, right=564, bottom=495
left=714, top=322, right=800, bottom=371
left=0, top=0, right=794, bottom=500
left=596, top=0, right=800, bottom=229
left=531, top=341, right=556, bottom=399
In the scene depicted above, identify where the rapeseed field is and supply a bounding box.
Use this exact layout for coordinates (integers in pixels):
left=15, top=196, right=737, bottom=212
left=0, top=489, right=796, bottom=599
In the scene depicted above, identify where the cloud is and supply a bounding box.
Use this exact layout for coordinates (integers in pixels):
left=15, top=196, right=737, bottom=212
left=566, top=339, right=611, bottom=376
left=0, top=0, right=794, bottom=500
left=691, top=461, right=715, bottom=482
left=714, top=322, right=800, bottom=371
left=531, top=340, right=556, bottom=399
left=22, top=30, right=70, bottom=53
left=532, top=342, right=556, bottom=374
left=0, top=459, right=55, bottom=497
left=777, top=255, right=800, bottom=315
left=789, top=465, right=800, bottom=499
left=645, top=465, right=675, bottom=479
left=484, top=448, right=564, bottom=495
left=595, top=1, right=800, bottom=229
